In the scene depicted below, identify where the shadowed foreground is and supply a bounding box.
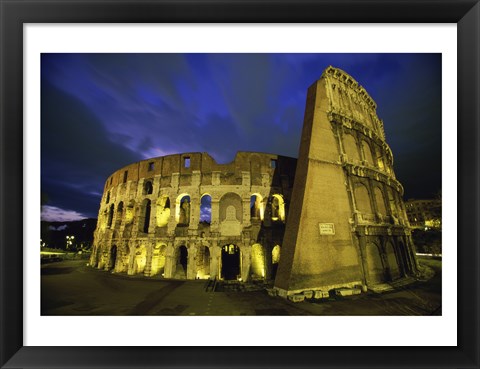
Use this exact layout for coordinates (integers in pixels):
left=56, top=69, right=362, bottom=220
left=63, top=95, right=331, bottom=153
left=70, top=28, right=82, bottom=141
left=41, top=257, right=441, bottom=316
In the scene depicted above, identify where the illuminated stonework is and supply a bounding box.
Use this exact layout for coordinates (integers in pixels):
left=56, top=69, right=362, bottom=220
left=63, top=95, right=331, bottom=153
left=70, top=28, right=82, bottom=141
left=274, top=66, right=418, bottom=296
left=90, top=152, right=295, bottom=281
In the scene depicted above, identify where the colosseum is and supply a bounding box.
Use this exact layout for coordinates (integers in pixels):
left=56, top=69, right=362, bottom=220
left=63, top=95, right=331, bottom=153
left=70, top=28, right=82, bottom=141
left=90, top=151, right=297, bottom=282
left=90, top=66, right=418, bottom=296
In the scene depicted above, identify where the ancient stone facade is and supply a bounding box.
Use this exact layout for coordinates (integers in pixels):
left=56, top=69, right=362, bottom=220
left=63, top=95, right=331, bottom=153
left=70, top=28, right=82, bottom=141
left=90, top=152, right=296, bottom=281
left=274, top=66, right=418, bottom=296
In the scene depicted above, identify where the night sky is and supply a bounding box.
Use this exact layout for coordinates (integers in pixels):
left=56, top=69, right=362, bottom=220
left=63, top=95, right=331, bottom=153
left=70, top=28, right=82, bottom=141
left=41, top=53, right=441, bottom=221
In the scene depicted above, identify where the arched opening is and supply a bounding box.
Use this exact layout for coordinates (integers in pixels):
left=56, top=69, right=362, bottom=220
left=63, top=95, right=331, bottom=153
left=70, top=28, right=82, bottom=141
left=156, top=196, right=170, bottom=227
left=176, top=194, right=191, bottom=226
left=343, top=133, right=360, bottom=163
left=109, top=245, right=117, bottom=271
left=143, top=180, right=153, bottom=195
left=355, top=184, right=373, bottom=220
left=362, top=140, right=374, bottom=166
left=107, top=204, right=114, bottom=228
left=270, top=194, right=285, bottom=222
left=115, top=202, right=124, bottom=228
left=251, top=243, right=265, bottom=279
left=94, top=245, right=102, bottom=268
left=397, top=241, right=410, bottom=276
left=151, top=244, right=167, bottom=276
left=221, top=244, right=240, bottom=280
left=139, top=199, right=151, bottom=233
left=385, top=241, right=401, bottom=280
left=200, top=194, right=212, bottom=224
left=365, top=242, right=386, bottom=285
left=174, top=245, right=188, bottom=279
left=374, top=186, right=387, bottom=217
left=134, top=247, right=146, bottom=275
left=196, top=245, right=211, bottom=279
left=272, top=245, right=281, bottom=279
left=125, top=200, right=134, bottom=224
left=387, top=189, right=397, bottom=217
left=250, top=194, right=264, bottom=220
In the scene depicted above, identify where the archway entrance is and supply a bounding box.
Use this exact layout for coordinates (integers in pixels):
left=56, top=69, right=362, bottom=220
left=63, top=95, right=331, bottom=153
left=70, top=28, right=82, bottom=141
left=397, top=241, right=410, bottom=276
left=365, top=242, right=385, bottom=284
left=221, top=244, right=240, bottom=280
left=109, top=245, right=117, bottom=271
left=174, top=245, right=188, bottom=279
left=196, top=246, right=211, bottom=279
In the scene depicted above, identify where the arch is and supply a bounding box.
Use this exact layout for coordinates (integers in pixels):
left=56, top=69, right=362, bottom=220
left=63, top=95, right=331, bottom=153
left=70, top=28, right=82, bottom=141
left=143, top=180, right=153, bottom=195
left=397, top=241, right=410, bottom=276
left=150, top=243, right=167, bottom=276
left=385, top=241, right=400, bottom=280
left=115, top=202, right=124, bottom=228
left=221, top=244, right=241, bottom=280
left=219, top=192, right=243, bottom=222
left=138, top=199, right=151, bottom=233
left=343, top=133, right=360, bottom=163
left=250, top=193, right=264, bottom=220
left=125, top=200, right=135, bottom=224
left=365, top=242, right=385, bottom=284
left=200, top=194, right=212, bottom=224
left=374, top=186, right=387, bottom=216
left=354, top=183, right=372, bottom=214
left=251, top=243, right=266, bottom=279
left=175, top=194, right=191, bottom=225
left=196, top=245, right=211, bottom=279
left=271, top=245, right=281, bottom=279
left=362, top=140, right=374, bottom=166
left=387, top=188, right=398, bottom=217
left=108, top=245, right=117, bottom=271
left=133, top=246, right=147, bottom=275
left=94, top=245, right=102, bottom=268
left=375, top=145, right=385, bottom=171
left=174, top=245, right=188, bottom=279
left=270, top=194, right=285, bottom=222
left=156, top=195, right=171, bottom=227
left=107, top=204, right=115, bottom=228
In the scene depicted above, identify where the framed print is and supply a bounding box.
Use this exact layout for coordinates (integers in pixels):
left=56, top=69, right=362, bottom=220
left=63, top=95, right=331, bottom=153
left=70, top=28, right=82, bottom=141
left=1, top=0, right=479, bottom=368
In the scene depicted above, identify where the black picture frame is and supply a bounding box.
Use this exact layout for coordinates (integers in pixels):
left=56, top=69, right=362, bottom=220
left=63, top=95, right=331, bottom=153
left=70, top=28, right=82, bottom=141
left=1, top=1, right=479, bottom=368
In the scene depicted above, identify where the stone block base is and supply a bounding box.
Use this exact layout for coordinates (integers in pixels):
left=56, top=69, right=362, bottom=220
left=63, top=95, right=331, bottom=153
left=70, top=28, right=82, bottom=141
left=335, top=287, right=362, bottom=297
left=288, top=294, right=305, bottom=303
left=313, top=290, right=330, bottom=299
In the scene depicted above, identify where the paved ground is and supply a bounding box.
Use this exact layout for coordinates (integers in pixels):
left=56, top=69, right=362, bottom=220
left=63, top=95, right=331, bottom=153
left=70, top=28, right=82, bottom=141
left=41, top=256, right=441, bottom=316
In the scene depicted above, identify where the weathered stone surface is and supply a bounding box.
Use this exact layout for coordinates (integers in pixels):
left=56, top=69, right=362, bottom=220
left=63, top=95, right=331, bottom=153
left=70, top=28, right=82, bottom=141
left=313, top=290, right=330, bottom=299
left=303, top=290, right=314, bottom=299
left=288, top=294, right=305, bottom=303
left=335, top=288, right=362, bottom=297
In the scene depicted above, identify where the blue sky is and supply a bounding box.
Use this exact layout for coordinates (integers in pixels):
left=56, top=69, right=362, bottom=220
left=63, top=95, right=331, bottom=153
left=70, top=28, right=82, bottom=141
left=41, top=53, right=441, bottom=221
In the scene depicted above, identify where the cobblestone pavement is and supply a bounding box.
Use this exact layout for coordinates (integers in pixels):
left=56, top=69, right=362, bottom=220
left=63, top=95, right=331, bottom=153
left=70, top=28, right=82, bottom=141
left=41, top=257, right=441, bottom=316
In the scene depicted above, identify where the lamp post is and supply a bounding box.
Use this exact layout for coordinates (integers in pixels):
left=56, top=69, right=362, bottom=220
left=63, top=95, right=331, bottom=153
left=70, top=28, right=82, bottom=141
left=66, top=235, right=75, bottom=250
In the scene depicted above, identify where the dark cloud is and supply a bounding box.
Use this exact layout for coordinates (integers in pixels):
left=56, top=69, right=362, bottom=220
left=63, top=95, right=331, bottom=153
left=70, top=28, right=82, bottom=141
left=41, top=81, right=140, bottom=218
left=41, top=53, right=442, bottom=220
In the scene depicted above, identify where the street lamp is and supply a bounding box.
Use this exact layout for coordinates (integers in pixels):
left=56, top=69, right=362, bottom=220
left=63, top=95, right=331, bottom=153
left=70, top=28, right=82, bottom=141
left=66, top=235, right=75, bottom=250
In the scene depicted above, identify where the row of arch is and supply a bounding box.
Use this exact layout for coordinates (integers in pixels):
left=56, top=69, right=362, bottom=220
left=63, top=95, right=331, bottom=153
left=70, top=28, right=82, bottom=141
left=93, top=242, right=282, bottom=281
left=353, top=181, right=405, bottom=223
left=103, top=192, right=286, bottom=233
left=342, top=130, right=392, bottom=175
